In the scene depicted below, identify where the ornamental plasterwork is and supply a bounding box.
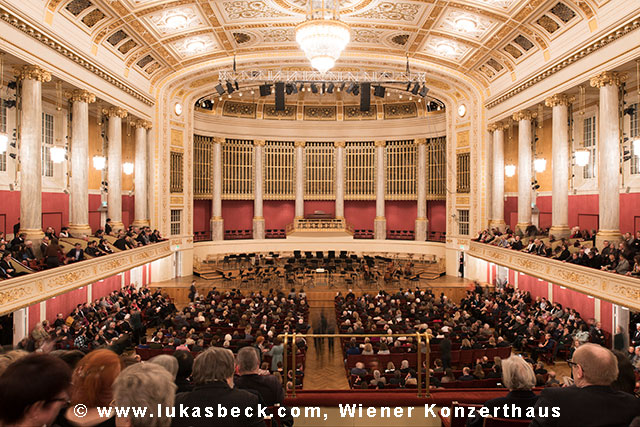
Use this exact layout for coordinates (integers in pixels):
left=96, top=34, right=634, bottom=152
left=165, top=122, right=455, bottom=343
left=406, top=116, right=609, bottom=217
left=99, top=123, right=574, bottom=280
left=263, top=104, right=297, bottom=119
left=423, top=36, right=472, bottom=61
left=146, top=6, right=207, bottom=35
left=223, top=101, right=257, bottom=118
left=436, top=8, right=497, bottom=40
left=383, top=102, right=417, bottom=119
left=344, top=105, right=377, bottom=120
left=222, top=1, right=290, bottom=20
left=260, top=28, right=296, bottom=43
left=304, top=106, right=337, bottom=120
left=468, top=0, right=516, bottom=9
left=354, top=2, right=423, bottom=23
left=170, top=35, right=220, bottom=58
left=352, top=28, right=384, bottom=44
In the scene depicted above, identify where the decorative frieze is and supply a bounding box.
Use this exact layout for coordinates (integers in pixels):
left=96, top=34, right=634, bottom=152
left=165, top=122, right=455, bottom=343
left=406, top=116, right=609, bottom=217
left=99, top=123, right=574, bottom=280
left=133, top=119, right=152, bottom=129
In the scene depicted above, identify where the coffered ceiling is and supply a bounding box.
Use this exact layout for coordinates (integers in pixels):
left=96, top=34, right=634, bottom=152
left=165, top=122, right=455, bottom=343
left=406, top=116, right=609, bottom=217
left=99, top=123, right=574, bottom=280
left=42, top=0, right=603, bottom=88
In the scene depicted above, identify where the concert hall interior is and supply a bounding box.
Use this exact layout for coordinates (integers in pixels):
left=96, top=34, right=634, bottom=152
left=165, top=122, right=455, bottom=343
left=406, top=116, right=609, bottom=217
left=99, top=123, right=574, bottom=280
left=0, top=0, right=639, bottom=426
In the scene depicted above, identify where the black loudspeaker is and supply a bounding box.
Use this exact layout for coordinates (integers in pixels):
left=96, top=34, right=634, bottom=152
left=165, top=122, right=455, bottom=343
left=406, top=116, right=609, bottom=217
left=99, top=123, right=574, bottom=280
left=275, top=82, right=285, bottom=111
left=259, top=84, right=271, bottom=97
left=360, top=82, right=371, bottom=111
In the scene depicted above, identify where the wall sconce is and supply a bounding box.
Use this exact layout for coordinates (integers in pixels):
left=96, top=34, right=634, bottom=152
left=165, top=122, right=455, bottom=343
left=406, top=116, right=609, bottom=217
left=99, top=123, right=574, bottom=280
left=574, top=149, right=590, bottom=167
left=505, top=164, right=516, bottom=177
left=633, top=138, right=640, bottom=157
left=0, top=134, right=7, bottom=154
left=50, top=146, right=67, bottom=164
left=122, top=162, right=134, bottom=175
left=92, top=155, right=106, bottom=170
left=533, top=158, right=547, bottom=173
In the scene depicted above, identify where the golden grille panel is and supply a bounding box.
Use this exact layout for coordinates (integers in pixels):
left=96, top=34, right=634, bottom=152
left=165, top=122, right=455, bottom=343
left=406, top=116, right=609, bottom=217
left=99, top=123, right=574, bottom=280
left=385, top=139, right=416, bottom=200
left=345, top=142, right=375, bottom=200
left=264, top=141, right=295, bottom=200
left=305, top=142, right=335, bottom=200
left=193, top=135, right=212, bottom=200
left=222, top=139, right=254, bottom=200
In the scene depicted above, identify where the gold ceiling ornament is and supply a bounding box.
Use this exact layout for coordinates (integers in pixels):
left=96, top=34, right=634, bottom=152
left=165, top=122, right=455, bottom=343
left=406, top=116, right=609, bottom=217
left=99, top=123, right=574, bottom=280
left=13, top=65, right=52, bottom=82
left=512, top=110, right=537, bottom=122
left=544, top=93, right=574, bottom=107
left=589, top=70, right=627, bottom=88
left=102, top=106, right=128, bottom=118
left=295, top=0, right=351, bottom=73
left=65, top=89, right=97, bottom=104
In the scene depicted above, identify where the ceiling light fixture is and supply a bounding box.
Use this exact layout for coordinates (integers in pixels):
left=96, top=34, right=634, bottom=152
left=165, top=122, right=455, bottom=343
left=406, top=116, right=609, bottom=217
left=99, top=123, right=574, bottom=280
left=123, top=162, right=134, bottom=175
left=50, top=146, right=66, bottom=164
left=437, top=43, right=455, bottom=56
left=166, top=14, right=188, bottom=29
left=296, top=0, right=351, bottom=73
left=455, top=17, right=477, bottom=32
left=186, top=40, right=205, bottom=53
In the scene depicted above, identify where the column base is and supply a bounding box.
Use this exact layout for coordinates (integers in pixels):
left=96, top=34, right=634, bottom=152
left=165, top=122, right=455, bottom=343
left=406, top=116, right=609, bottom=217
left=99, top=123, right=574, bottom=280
left=210, top=218, right=224, bottom=241
left=548, top=225, right=570, bottom=239
left=67, top=224, right=92, bottom=238
left=110, top=221, right=125, bottom=233
left=415, top=217, right=428, bottom=241
left=19, top=228, right=44, bottom=242
left=488, top=219, right=507, bottom=232
left=374, top=217, right=386, bottom=240
left=515, top=222, right=532, bottom=235
left=596, top=229, right=622, bottom=249
left=131, top=219, right=150, bottom=229
left=253, top=217, right=265, bottom=240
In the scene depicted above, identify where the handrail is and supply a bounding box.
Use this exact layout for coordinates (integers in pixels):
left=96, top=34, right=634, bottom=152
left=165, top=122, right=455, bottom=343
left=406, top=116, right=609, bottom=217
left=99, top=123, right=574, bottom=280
left=279, top=332, right=431, bottom=398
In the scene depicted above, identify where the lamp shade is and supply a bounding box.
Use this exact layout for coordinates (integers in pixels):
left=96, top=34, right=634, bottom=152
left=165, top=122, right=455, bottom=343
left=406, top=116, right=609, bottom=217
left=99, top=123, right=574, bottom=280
left=533, top=158, right=547, bottom=173
left=574, top=149, right=590, bottom=167
left=122, top=162, right=134, bottom=175
left=50, top=146, right=66, bottom=164
left=92, top=155, right=106, bottom=170
left=505, top=164, right=516, bottom=177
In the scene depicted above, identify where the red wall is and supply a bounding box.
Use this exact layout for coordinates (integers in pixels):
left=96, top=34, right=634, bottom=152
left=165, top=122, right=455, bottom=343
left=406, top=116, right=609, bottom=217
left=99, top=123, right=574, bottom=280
left=264, top=201, right=295, bottom=230
left=505, top=193, right=640, bottom=234
left=517, top=273, right=549, bottom=299
left=122, top=195, right=134, bottom=228
left=345, top=201, right=375, bottom=231
left=304, top=201, right=335, bottom=217
left=28, top=303, right=41, bottom=334
left=46, top=286, right=88, bottom=321
left=600, top=300, right=613, bottom=335
left=386, top=201, right=417, bottom=231
left=222, top=200, right=253, bottom=231
left=193, top=200, right=212, bottom=234
left=428, top=200, right=446, bottom=233
left=89, top=194, right=102, bottom=232
left=92, top=275, right=123, bottom=300
left=552, top=284, right=595, bottom=320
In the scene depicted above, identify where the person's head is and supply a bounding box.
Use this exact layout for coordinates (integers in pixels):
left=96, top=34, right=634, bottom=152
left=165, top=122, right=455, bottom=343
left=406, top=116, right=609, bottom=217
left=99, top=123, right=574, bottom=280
left=149, top=355, right=179, bottom=381
left=113, top=362, right=176, bottom=427
left=173, top=350, right=194, bottom=380
left=236, top=347, right=260, bottom=374
left=49, top=350, right=86, bottom=370
left=0, top=354, right=72, bottom=426
left=501, top=355, right=536, bottom=391
left=192, top=347, right=235, bottom=386
left=71, top=349, right=122, bottom=407
left=462, top=367, right=471, bottom=375
left=610, top=351, right=636, bottom=395
left=571, top=343, right=618, bottom=387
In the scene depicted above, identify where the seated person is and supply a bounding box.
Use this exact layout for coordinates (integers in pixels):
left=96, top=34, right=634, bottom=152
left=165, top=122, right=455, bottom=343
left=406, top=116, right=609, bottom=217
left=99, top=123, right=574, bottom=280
left=85, top=240, right=105, bottom=257
left=65, top=243, right=85, bottom=263
left=0, top=251, right=27, bottom=278
left=350, top=362, right=367, bottom=377
left=458, top=366, right=474, bottom=381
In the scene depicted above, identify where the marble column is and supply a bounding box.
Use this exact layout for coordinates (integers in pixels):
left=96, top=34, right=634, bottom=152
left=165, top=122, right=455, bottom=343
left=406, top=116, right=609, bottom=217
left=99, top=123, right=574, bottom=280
left=294, top=141, right=305, bottom=219
left=415, top=138, right=428, bottom=240
left=513, top=110, right=536, bottom=234
left=335, top=141, right=345, bottom=219
left=132, top=120, right=151, bottom=228
left=545, top=94, right=573, bottom=239
left=67, top=90, right=96, bottom=237
left=488, top=123, right=506, bottom=230
left=210, top=137, right=224, bottom=240
left=591, top=71, right=626, bottom=246
left=374, top=140, right=386, bottom=239
left=103, top=107, right=128, bottom=232
left=16, top=65, right=51, bottom=241
left=253, top=140, right=265, bottom=239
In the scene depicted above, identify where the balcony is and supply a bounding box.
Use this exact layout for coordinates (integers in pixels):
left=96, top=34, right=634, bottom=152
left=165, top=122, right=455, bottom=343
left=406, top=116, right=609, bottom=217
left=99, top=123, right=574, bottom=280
left=0, top=241, right=172, bottom=316
left=468, top=241, right=640, bottom=310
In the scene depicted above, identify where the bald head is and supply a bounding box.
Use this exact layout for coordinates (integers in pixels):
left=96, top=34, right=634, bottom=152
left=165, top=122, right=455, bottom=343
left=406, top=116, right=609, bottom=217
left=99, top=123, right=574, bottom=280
left=573, top=343, right=618, bottom=387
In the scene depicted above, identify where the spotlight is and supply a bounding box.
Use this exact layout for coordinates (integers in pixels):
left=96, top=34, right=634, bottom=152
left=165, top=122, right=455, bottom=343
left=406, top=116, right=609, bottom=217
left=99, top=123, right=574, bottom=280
left=286, top=83, right=294, bottom=95
left=9, top=153, right=16, bottom=159
left=339, top=82, right=346, bottom=92
left=226, top=81, right=234, bottom=94
left=259, top=84, right=271, bottom=97
left=327, top=83, right=335, bottom=94
left=406, top=82, right=412, bottom=91
left=234, top=81, right=239, bottom=91
left=345, top=83, right=356, bottom=94
left=352, top=84, right=360, bottom=96
left=7, top=81, right=16, bottom=90
left=299, top=83, right=305, bottom=92
left=419, top=85, right=429, bottom=97
left=374, top=85, right=385, bottom=98
left=311, top=83, right=318, bottom=94
left=291, top=84, right=298, bottom=94
left=215, top=83, right=225, bottom=95
left=3, top=100, right=16, bottom=109
left=411, top=83, right=420, bottom=95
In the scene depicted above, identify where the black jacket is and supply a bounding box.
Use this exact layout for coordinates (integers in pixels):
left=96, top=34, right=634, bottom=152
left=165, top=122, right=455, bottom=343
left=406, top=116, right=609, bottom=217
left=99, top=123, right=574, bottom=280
left=172, top=382, right=265, bottom=427
left=530, top=385, right=640, bottom=427
left=66, top=248, right=85, bottom=262
left=234, top=374, right=284, bottom=407
left=114, top=238, right=129, bottom=251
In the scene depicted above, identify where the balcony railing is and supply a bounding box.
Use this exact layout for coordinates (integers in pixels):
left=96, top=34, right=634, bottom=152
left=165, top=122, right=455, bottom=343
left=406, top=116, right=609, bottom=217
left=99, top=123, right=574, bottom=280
left=468, top=241, right=640, bottom=311
left=0, top=241, right=172, bottom=316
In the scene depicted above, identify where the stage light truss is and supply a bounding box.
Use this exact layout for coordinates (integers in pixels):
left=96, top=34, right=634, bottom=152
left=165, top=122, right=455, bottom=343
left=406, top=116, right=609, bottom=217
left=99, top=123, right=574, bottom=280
left=218, top=70, right=428, bottom=84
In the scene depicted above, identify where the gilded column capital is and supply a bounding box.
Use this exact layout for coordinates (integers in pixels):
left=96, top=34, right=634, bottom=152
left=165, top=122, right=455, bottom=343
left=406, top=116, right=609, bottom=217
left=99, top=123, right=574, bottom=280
left=512, top=110, right=537, bottom=122
left=414, top=138, right=427, bottom=145
left=334, top=141, right=345, bottom=148
left=294, top=141, right=306, bottom=148
left=133, top=119, right=152, bottom=130
left=14, top=65, right=51, bottom=82
left=544, top=94, right=574, bottom=107
left=102, top=107, right=128, bottom=119
left=213, top=137, right=224, bottom=144
left=65, top=89, right=96, bottom=104
left=589, top=71, right=627, bottom=88
left=488, top=122, right=499, bottom=132
left=254, top=140, right=265, bottom=147
left=374, top=140, right=386, bottom=148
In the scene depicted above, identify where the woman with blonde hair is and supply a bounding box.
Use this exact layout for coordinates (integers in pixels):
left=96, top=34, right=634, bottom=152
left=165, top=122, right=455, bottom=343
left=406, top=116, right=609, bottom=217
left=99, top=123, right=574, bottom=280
left=55, top=349, right=122, bottom=426
left=362, top=343, right=374, bottom=355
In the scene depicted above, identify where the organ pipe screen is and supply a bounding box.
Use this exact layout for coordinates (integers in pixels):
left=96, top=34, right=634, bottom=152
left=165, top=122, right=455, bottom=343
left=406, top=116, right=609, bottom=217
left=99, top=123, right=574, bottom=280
left=304, top=142, right=335, bottom=199
left=264, top=141, right=295, bottom=199
left=385, top=139, right=416, bottom=200
left=193, top=135, right=212, bottom=199
left=169, top=151, right=184, bottom=193
left=222, top=139, right=254, bottom=199
left=345, top=141, right=375, bottom=200
left=427, top=136, right=446, bottom=200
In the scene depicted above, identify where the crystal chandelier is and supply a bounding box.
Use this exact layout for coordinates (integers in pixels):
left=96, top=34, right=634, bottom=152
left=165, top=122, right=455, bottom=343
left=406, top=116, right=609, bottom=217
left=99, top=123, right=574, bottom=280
left=296, top=0, right=350, bottom=73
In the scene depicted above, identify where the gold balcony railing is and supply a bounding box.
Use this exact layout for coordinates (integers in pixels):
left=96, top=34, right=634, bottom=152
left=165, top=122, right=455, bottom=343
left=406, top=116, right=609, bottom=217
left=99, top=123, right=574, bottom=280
left=279, top=332, right=431, bottom=398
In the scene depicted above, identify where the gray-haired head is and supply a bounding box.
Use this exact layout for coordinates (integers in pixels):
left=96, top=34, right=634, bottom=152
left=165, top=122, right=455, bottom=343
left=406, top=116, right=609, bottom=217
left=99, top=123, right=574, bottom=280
left=192, top=347, right=235, bottom=385
left=501, top=355, right=536, bottom=391
left=236, top=347, right=260, bottom=374
left=113, top=362, right=176, bottom=427
left=149, top=355, right=179, bottom=380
